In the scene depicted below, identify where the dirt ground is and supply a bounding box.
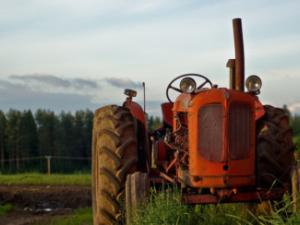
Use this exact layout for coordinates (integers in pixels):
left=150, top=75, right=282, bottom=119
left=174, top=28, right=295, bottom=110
left=0, top=209, right=71, bottom=225
left=0, top=185, right=91, bottom=225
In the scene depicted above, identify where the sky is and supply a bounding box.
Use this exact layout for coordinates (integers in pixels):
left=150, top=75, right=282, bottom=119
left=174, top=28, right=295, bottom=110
left=0, top=0, right=299, bottom=116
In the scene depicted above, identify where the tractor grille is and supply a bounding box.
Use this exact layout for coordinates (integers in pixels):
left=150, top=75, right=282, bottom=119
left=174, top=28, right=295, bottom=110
left=229, top=103, right=252, bottom=160
left=198, top=104, right=225, bottom=162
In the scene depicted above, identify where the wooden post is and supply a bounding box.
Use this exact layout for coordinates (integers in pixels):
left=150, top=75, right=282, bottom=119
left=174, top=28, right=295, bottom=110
left=45, top=156, right=52, bottom=176
left=291, top=162, right=299, bottom=213
left=126, top=172, right=150, bottom=225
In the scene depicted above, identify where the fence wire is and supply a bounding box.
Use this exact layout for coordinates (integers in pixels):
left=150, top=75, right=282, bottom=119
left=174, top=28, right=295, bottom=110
left=0, top=156, right=91, bottom=174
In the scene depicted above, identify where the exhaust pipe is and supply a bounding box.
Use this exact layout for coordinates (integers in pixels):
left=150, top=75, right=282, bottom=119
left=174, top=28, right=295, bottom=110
left=232, top=18, right=245, bottom=92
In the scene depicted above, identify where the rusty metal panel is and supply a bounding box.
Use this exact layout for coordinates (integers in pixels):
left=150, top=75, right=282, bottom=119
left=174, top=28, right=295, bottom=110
left=198, top=104, right=225, bottom=162
left=229, top=103, right=252, bottom=160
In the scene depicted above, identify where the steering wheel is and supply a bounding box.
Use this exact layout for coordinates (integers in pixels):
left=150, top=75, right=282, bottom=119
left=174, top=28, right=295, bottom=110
left=166, top=73, right=213, bottom=102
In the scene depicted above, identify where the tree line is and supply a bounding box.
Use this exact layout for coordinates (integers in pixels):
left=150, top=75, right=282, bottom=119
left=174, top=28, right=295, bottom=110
left=0, top=106, right=299, bottom=173
left=0, top=109, right=94, bottom=173
left=0, top=109, right=162, bottom=173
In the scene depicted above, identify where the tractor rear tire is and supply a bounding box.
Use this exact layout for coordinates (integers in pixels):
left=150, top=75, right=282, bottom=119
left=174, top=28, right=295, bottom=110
left=92, top=105, right=138, bottom=225
left=256, top=105, right=295, bottom=188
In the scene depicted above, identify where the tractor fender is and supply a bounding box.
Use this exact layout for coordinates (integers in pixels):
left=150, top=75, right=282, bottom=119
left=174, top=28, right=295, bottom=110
left=124, top=99, right=149, bottom=171
left=123, top=100, right=147, bottom=125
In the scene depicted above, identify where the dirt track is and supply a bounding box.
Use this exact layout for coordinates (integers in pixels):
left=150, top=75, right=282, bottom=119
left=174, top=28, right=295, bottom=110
left=0, top=185, right=91, bottom=225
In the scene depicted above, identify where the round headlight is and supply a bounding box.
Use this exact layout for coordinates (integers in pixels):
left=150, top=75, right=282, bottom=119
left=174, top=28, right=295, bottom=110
left=179, top=77, right=196, bottom=93
left=246, top=75, right=262, bottom=94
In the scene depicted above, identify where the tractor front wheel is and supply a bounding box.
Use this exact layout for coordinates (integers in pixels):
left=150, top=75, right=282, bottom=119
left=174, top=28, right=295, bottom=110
left=92, top=105, right=138, bottom=225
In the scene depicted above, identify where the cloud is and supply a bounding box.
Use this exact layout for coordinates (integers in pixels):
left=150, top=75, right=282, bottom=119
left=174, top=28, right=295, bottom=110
left=0, top=75, right=148, bottom=114
left=73, top=78, right=98, bottom=88
left=11, top=74, right=71, bottom=87
left=0, top=79, right=21, bottom=88
left=0, top=1, right=299, bottom=116
left=104, top=77, right=142, bottom=89
left=10, top=74, right=100, bottom=89
left=0, top=78, right=103, bottom=113
left=9, top=74, right=142, bottom=91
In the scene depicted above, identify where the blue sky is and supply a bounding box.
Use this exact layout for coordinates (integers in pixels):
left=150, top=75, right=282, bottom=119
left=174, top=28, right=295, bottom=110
left=0, top=0, right=299, bottom=115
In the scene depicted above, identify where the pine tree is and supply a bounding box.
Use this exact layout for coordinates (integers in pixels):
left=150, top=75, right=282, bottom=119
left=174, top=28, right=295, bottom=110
left=19, top=110, right=38, bottom=171
left=0, top=111, right=7, bottom=171
left=83, top=109, right=93, bottom=170
left=57, top=111, right=75, bottom=172
left=35, top=109, right=59, bottom=172
left=84, top=110, right=93, bottom=158
left=35, top=110, right=58, bottom=155
left=73, top=110, right=85, bottom=170
left=6, top=110, right=21, bottom=172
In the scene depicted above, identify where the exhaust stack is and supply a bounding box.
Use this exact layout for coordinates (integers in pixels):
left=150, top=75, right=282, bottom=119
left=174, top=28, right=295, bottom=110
left=231, top=18, right=245, bottom=92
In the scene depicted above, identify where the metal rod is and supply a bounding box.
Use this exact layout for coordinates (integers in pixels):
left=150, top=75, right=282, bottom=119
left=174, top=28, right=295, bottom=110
left=142, top=82, right=146, bottom=113
left=232, top=18, right=245, bottom=91
left=159, top=172, right=176, bottom=184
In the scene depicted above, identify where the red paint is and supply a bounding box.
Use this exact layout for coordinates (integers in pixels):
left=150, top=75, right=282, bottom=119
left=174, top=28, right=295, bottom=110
left=157, top=140, right=168, bottom=163
left=185, top=88, right=256, bottom=188
left=161, top=103, right=173, bottom=126
left=123, top=98, right=146, bottom=125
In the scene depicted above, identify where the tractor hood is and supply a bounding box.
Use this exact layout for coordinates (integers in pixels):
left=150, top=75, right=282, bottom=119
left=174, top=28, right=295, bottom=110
left=179, top=88, right=259, bottom=188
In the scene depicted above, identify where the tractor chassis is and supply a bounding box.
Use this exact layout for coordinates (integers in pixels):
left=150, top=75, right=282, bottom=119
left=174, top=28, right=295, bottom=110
left=182, top=188, right=286, bottom=204
left=148, top=171, right=287, bottom=205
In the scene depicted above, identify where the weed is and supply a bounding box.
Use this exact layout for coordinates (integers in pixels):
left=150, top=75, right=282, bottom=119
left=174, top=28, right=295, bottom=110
left=0, top=203, right=13, bottom=216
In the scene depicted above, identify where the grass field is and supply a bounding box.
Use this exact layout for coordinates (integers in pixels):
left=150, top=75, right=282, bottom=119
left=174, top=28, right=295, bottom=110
left=33, top=208, right=92, bottom=225
left=0, top=173, right=91, bottom=186
left=0, top=173, right=299, bottom=224
left=132, top=191, right=300, bottom=225
left=30, top=191, right=300, bottom=225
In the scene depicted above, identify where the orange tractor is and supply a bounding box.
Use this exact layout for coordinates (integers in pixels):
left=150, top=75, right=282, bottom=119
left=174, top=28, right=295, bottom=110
left=92, top=18, right=296, bottom=225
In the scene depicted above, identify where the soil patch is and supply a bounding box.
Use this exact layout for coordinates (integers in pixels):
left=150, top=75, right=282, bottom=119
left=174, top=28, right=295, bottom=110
left=0, top=209, right=70, bottom=225
left=0, top=185, right=91, bottom=210
left=0, top=185, right=91, bottom=225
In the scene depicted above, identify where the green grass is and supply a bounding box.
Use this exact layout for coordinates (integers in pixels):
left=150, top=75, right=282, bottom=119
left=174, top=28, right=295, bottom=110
left=133, top=190, right=300, bottom=225
left=1, top=172, right=300, bottom=224
left=27, top=191, right=300, bottom=225
left=33, top=208, right=92, bottom=225
left=0, top=203, right=14, bottom=216
left=294, top=135, right=300, bottom=152
left=0, top=173, right=91, bottom=186
left=133, top=190, right=251, bottom=225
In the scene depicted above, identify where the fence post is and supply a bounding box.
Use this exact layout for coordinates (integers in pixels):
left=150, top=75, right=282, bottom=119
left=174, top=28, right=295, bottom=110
left=45, top=156, right=52, bottom=176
